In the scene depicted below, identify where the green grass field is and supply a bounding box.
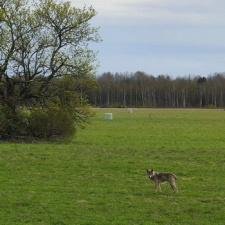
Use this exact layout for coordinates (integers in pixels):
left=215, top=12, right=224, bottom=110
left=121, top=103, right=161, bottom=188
left=1, top=108, right=225, bottom=224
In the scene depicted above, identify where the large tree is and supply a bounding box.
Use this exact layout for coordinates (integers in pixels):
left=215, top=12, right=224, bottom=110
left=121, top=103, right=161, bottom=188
left=0, top=0, right=100, bottom=139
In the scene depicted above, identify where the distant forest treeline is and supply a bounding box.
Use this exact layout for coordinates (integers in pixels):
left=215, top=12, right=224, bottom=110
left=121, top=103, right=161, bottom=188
left=89, top=71, right=225, bottom=108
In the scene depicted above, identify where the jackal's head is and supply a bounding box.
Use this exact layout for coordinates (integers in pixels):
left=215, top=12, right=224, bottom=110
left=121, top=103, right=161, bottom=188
left=146, top=169, right=155, bottom=178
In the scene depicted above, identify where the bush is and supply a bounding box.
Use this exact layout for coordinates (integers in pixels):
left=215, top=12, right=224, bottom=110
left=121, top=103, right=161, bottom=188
left=28, top=107, right=76, bottom=140
left=0, top=104, right=93, bottom=141
left=0, top=106, right=28, bottom=139
left=207, top=104, right=217, bottom=109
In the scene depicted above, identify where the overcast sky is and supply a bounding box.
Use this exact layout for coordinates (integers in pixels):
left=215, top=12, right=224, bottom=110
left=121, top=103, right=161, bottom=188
left=70, top=0, right=225, bottom=77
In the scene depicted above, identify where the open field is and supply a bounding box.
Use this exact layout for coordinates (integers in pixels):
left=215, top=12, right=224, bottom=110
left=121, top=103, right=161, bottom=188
left=1, top=108, right=225, bottom=224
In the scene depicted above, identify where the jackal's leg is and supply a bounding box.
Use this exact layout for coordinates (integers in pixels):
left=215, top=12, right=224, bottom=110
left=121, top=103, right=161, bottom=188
left=158, top=183, right=162, bottom=192
left=154, top=182, right=158, bottom=192
left=170, top=181, right=178, bottom=193
left=155, top=182, right=161, bottom=192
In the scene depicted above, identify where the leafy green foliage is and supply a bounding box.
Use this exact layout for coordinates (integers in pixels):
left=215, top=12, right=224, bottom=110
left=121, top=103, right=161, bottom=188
left=0, top=0, right=100, bottom=140
left=28, top=107, right=76, bottom=140
left=0, top=106, right=27, bottom=139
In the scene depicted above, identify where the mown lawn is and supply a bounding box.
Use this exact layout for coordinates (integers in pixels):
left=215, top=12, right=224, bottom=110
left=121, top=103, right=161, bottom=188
left=0, top=108, right=225, bottom=224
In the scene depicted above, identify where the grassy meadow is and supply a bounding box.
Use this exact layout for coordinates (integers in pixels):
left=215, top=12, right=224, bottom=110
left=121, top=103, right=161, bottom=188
left=0, top=108, right=225, bottom=224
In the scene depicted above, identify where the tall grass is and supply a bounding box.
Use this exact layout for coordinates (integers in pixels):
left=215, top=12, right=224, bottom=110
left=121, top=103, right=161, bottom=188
left=0, top=108, right=225, bottom=224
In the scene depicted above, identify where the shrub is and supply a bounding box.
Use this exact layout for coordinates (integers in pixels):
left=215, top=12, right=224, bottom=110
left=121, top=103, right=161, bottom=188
left=28, top=107, right=76, bottom=140
left=207, top=104, right=217, bottom=109
left=0, top=106, right=27, bottom=139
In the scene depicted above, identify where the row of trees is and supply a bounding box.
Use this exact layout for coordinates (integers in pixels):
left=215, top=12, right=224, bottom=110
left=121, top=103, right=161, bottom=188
left=89, top=72, right=225, bottom=108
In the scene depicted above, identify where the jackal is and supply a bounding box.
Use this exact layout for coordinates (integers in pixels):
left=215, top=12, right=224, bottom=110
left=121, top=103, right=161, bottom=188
left=146, top=169, right=178, bottom=193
